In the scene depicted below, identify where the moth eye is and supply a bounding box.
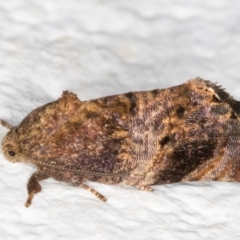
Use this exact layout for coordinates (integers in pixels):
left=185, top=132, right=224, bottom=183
left=8, top=151, right=16, bottom=157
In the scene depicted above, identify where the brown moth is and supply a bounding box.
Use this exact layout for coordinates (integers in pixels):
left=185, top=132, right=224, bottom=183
left=1, top=77, right=240, bottom=207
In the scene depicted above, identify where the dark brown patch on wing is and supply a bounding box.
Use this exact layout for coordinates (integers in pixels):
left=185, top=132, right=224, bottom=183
left=159, top=136, right=170, bottom=147
left=124, top=92, right=138, bottom=114
left=150, top=89, right=160, bottom=98
left=229, top=101, right=240, bottom=116
left=176, top=106, right=185, bottom=118
left=157, top=139, right=218, bottom=183
left=211, top=104, right=229, bottom=115
left=230, top=111, right=238, bottom=119
left=185, top=107, right=207, bottom=124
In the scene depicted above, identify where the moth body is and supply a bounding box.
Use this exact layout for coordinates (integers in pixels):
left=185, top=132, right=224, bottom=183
left=1, top=78, right=240, bottom=206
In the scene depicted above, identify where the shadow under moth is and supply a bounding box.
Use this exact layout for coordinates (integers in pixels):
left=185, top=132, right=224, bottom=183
left=1, top=77, right=240, bottom=207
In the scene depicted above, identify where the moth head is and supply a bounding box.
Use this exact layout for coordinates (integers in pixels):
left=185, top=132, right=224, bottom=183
left=1, top=120, right=21, bottom=163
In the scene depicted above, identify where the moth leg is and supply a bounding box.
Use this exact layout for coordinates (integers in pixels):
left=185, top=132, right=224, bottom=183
left=80, top=183, right=107, bottom=202
left=0, top=119, right=13, bottom=130
left=25, top=171, right=50, bottom=207
left=135, top=185, right=154, bottom=191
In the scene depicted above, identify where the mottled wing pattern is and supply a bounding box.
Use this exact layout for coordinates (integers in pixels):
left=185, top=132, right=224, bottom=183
left=17, top=91, right=134, bottom=175
left=124, top=79, right=240, bottom=186
left=16, top=79, right=240, bottom=186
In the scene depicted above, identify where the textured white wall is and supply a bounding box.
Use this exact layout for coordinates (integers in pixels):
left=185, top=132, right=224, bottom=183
left=0, top=1, right=240, bottom=239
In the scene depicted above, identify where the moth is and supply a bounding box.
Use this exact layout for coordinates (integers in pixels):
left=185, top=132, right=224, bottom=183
left=1, top=77, right=240, bottom=207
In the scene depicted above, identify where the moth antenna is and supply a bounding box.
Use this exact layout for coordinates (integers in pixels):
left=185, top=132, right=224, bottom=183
left=0, top=119, right=13, bottom=130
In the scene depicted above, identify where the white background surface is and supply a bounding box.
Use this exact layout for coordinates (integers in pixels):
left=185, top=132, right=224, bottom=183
left=0, top=1, right=240, bottom=239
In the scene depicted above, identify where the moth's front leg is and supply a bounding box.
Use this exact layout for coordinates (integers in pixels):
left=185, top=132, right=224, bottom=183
left=25, top=171, right=50, bottom=207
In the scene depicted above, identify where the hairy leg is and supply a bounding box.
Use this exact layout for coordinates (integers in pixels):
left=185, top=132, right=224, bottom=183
left=26, top=170, right=107, bottom=206
left=25, top=171, right=50, bottom=207
left=51, top=171, right=107, bottom=202
left=79, top=183, right=107, bottom=202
